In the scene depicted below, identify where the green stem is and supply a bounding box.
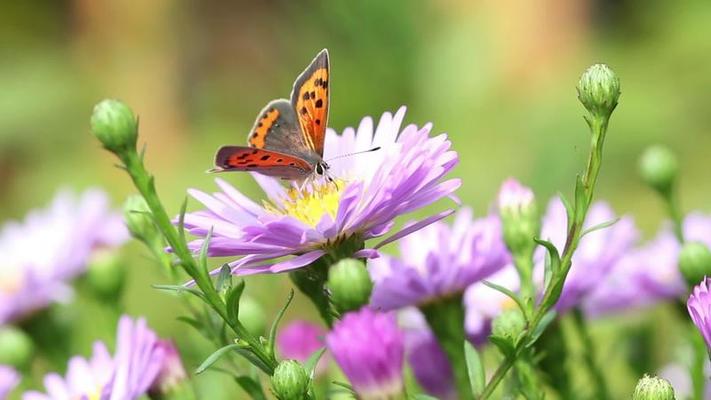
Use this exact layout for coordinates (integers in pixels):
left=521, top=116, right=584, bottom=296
left=513, top=253, right=535, bottom=317
left=478, top=113, right=611, bottom=399
left=690, top=326, right=706, bottom=400
left=120, top=150, right=277, bottom=374
left=572, top=309, right=611, bottom=400
left=664, top=188, right=685, bottom=243
left=289, top=259, right=334, bottom=327
left=420, top=295, right=473, bottom=400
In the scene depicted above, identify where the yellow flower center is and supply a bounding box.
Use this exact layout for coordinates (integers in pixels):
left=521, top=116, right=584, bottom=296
left=265, top=180, right=345, bottom=227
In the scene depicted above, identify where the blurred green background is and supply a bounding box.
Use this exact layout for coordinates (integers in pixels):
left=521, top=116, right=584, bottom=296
left=2, top=0, right=711, bottom=398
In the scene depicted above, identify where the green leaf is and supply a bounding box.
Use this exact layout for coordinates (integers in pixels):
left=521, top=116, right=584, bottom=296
left=215, top=264, right=232, bottom=293
left=464, top=341, right=485, bottom=396
left=199, top=227, right=214, bottom=278
left=226, top=280, right=246, bottom=325
left=267, top=290, right=294, bottom=357
left=233, top=344, right=273, bottom=375
left=574, top=174, right=587, bottom=224
left=234, top=375, right=267, bottom=400
left=331, top=381, right=355, bottom=394
left=581, top=217, right=620, bottom=238
left=177, top=197, right=188, bottom=242
left=527, top=310, right=558, bottom=347
left=196, top=343, right=243, bottom=374
left=489, top=334, right=516, bottom=358
left=152, top=284, right=206, bottom=301
left=558, top=191, right=575, bottom=232
left=534, top=238, right=561, bottom=274
left=304, top=347, right=327, bottom=379
left=176, top=316, right=205, bottom=334
left=410, top=395, right=440, bottom=400
left=481, top=280, right=527, bottom=319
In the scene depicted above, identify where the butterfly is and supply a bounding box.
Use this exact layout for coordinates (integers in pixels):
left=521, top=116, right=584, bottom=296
left=211, top=49, right=333, bottom=182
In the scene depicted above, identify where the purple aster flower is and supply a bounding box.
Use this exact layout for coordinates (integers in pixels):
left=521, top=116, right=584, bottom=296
left=277, top=320, right=327, bottom=376
left=688, top=278, right=711, bottom=349
left=0, top=365, right=19, bottom=398
left=369, top=208, right=509, bottom=310
left=538, top=197, right=638, bottom=312
left=149, top=340, right=187, bottom=396
left=23, top=315, right=169, bottom=400
left=182, top=107, right=460, bottom=275
left=326, top=308, right=405, bottom=399
left=0, top=189, right=128, bottom=324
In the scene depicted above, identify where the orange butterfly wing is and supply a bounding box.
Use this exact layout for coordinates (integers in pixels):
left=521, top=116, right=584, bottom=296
left=212, top=146, right=313, bottom=180
left=291, top=49, right=329, bottom=157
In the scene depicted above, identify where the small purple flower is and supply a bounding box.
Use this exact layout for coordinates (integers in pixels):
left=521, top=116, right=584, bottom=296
left=182, top=107, right=460, bottom=276
left=539, top=197, right=638, bottom=312
left=326, top=308, right=405, bottom=399
left=0, top=365, right=19, bottom=398
left=23, top=315, right=170, bottom=400
left=0, top=189, right=128, bottom=324
left=369, top=208, right=509, bottom=310
left=498, top=178, right=535, bottom=214
left=277, top=320, right=327, bottom=375
left=688, top=278, right=711, bottom=349
left=150, top=340, right=187, bottom=395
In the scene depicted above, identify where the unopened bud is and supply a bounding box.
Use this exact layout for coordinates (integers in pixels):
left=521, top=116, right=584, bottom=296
left=679, top=242, right=711, bottom=288
left=239, top=295, right=266, bottom=336
left=491, top=309, right=526, bottom=340
left=327, top=259, right=373, bottom=313
left=498, top=178, right=540, bottom=258
left=0, top=326, right=34, bottom=368
left=271, top=360, right=310, bottom=400
left=90, top=99, right=138, bottom=155
left=577, top=64, right=620, bottom=118
left=123, top=195, right=157, bottom=241
left=86, top=250, right=126, bottom=301
left=639, top=145, right=678, bottom=195
left=632, top=374, right=675, bottom=400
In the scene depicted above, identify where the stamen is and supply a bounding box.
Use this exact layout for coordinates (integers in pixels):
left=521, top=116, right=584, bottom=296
left=264, top=180, right=345, bottom=226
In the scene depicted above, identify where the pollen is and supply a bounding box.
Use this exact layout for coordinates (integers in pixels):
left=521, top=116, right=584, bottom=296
left=265, top=180, right=345, bottom=227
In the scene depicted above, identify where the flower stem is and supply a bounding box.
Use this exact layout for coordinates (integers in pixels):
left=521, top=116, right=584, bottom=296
left=289, top=259, right=334, bottom=327
left=572, top=308, right=611, bottom=400
left=420, top=295, right=473, bottom=400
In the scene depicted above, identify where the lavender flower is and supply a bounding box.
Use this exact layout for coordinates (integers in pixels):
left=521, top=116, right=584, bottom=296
left=0, top=189, right=127, bottom=325
left=369, top=208, right=509, bottom=310
left=326, top=308, right=405, bottom=399
left=23, top=315, right=170, bottom=400
left=150, top=340, right=187, bottom=396
left=688, top=278, right=711, bottom=349
left=182, top=107, right=460, bottom=275
left=0, top=365, right=19, bottom=398
left=277, top=320, right=327, bottom=375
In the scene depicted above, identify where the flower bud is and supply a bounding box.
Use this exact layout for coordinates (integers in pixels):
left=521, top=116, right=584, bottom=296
left=632, top=374, right=676, bottom=400
left=577, top=64, right=620, bottom=118
left=90, top=99, right=138, bottom=155
left=679, top=242, right=711, bottom=287
left=239, top=295, right=267, bottom=336
left=498, top=178, right=540, bottom=258
left=0, top=326, right=34, bottom=368
left=270, top=360, right=311, bottom=400
left=86, top=250, right=126, bottom=301
left=491, top=308, right=526, bottom=340
left=327, top=258, right=373, bottom=313
left=123, top=195, right=158, bottom=241
left=639, top=145, right=678, bottom=195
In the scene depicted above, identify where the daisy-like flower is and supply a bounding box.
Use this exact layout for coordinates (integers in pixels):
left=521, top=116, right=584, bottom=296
left=182, top=107, right=460, bottom=275
left=369, top=208, right=509, bottom=311
left=0, top=365, right=19, bottom=398
left=326, top=308, right=405, bottom=400
left=277, top=320, right=327, bottom=376
left=0, top=189, right=128, bottom=325
left=688, top=277, right=711, bottom=350
left=23, top=315, right=169, bottom=400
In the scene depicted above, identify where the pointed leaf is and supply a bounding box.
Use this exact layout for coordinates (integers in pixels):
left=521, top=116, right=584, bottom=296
left=527, top=310, right=558, bottom=347
left=558, top=191, right=575, bottom=232
left=581, top=217, right=620, bottom=238
left=235, top=376, right=267, bottom=400
left=304, top=347, right=327, bottom=379
left=215, top=264, right=232, bottom=293
left=574, top=174, right=587, bottom=224
left=199, top=227, right=214, bottom=277
left=196, top=343, right=243, bottom=374
left=464, top=341, right=485, bottom=396
left=226, top=280, right=246, bottom=325
left=232, top=346, right=274, bottom=375
left=177, top=197, right=188, bottom=242
left=534, top=238, right=561, bottom=273
left=267, top=290, right=294, bottom=357
left=489, top=334, right=516, bottom=358
left=152, top=284, right=206, bottom=301
left=481, top=280, right=527, bottom=319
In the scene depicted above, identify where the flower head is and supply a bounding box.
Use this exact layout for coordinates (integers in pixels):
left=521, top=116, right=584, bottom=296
left=0, top=189, right=128, bottom=324
left=688, top=278, right=711, bottom=350
left=369, top=208, right=509, bottom=311
left=23, top=315, right=171, bottom=400
left=277, top=321, right=327, bottom=376
left=182, top=107, right=460, bottom=275
left=90, top=99, right=138, bottom=155
left=577, top=64, right=620, bottom=118
left=326, top=308, right=404, bottom=399
left=0, top=365, right=19, bottom=399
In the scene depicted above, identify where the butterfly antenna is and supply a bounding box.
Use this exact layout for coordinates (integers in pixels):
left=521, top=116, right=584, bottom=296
left=325, top=146, right=381, bottom=162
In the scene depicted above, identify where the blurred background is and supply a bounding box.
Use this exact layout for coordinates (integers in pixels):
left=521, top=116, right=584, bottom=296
left=1, top=0, right=711, bottom=398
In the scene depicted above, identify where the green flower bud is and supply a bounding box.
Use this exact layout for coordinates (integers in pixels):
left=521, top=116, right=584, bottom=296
left=639, top=145, right=678, bottom=195
left=90, top=99, right=138, bottom=155
left=679, top=242, right=711, bottom=287
left=327, top=258, right=373, bottom=313
left=632, top=374, right=676, bottom=400
left=491, top=308, right=526, bottom=340
left=123, top=195, right=158, bottom=241
left=498, top=178, right=540, bottom=258
left=271, top=360, right=311, bottom=400
left=239, top=295, right=267, bottom=336
left=86, top=250, right=126, bottom=301
left=577, top=64, right=620, bottom=118
left=0, top=326, right=34, bottom=368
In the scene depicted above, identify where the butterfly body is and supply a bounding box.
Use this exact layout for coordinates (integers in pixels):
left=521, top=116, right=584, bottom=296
left=212, top=50, right=331, bottom=182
